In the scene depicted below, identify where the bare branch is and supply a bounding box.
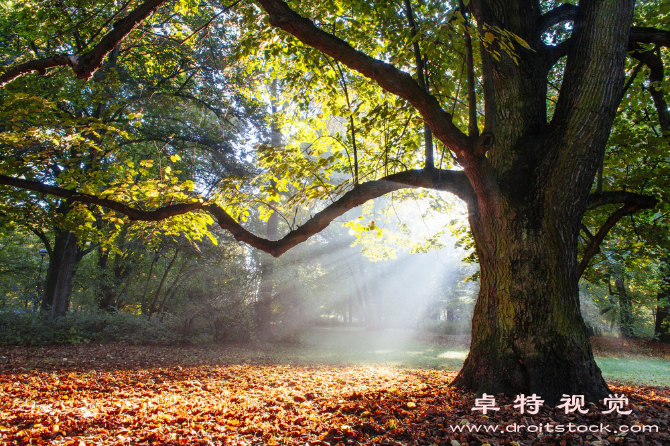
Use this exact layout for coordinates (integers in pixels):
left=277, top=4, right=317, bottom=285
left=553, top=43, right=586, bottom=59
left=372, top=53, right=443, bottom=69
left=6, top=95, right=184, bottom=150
left=470, top=1, right=495, bottom=140
left=211, top=169, right=473, bottom=257
left=460, top=0, right=478, bottom=139
left=0, top=0, right=169, bottom=87
left=541, top=14, right=670, bottom=69
left=403, top=0, right=434, bottom=168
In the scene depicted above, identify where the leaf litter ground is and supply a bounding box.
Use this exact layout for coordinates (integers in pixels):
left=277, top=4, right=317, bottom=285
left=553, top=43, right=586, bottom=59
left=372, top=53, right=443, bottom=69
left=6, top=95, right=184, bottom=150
left=0, top=341, right=668, bottom=446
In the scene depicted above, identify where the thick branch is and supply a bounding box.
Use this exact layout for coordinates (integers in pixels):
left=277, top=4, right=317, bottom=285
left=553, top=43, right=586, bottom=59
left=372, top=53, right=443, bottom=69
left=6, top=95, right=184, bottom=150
left=628, top=44, right=670, bottom=133
left=586, top=191, right=658, bottom=211
left=0, top=0, right=169, bottom=87
left=579, top=193, right=658, bottom=277
left=31, top=229, right=54, bottom=259
left=255, top=0, right=478, bottom=159
left=630, top=27, right=670, bottom=48
left=0, top=169, right=473, bottom=258
left=538, top=7, right=670, bottom=49
left=538, top=3, right=577, bottom=34
left=0, top=175, right=204, bottom=221
left=209, top=169, right=473, bottom=257
left=543, top=15, right=670, bottom=68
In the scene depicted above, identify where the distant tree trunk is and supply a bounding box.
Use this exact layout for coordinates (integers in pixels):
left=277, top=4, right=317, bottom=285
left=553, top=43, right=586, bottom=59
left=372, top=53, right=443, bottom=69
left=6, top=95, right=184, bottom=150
left=655, top=258, right=670, bottom=344
left=347, top=263, right=368, bottom=325
left=97, top=232, right=132, bottom=311
left=148, top=248, right=179, bottom=318
left=157, top=262, right=188, bottom=315
left=141, top=252, right=159, bottom=315
left=41, top=230, right=80, bottom=320
left=615, top=276, right=635, bottom=339
left=256, top=211, right=279, bottom=337
left=257, top=80, right=282, bottom=338
left=97, top=249, right=112, bottom=309
left=361, top=275, right=378, bottom=330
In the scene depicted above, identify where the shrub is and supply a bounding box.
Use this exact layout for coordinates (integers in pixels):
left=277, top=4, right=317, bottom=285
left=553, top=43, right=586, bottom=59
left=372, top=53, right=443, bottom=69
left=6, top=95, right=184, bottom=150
left=0, top=310, right=220, bottom=345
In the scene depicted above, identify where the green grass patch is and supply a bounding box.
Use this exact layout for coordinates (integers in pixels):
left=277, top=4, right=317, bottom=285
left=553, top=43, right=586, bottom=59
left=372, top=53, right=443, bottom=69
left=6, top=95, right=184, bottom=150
left=261, top=328, right=670, bottom=387
left=595, top=356, right=670, bottom=387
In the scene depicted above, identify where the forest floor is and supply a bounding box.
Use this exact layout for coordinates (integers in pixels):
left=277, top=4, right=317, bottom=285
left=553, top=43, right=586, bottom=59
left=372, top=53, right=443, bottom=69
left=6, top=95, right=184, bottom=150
left=0, top=330, right=669, bottom=445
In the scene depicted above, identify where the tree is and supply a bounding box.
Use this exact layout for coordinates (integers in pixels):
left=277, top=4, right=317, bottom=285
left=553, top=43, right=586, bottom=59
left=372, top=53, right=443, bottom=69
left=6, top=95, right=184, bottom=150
left=0, top=0, right=258, bottom=318
left=2, top=0, right=669, bottom=404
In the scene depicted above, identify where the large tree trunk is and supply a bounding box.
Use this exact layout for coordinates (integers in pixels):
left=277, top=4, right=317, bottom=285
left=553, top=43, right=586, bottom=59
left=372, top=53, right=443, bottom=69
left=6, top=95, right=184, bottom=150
left=41, top=230, right=80, bottom=320
left=450, top=0, right=635, bottom=405
left=453, top=214, right=608, bottom=404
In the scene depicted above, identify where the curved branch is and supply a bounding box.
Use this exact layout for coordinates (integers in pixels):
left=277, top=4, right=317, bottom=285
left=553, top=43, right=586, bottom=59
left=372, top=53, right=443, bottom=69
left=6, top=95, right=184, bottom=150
left=537, top=6, right=670, bottom=47
left=0, top=0, right=169, bottom=87
left=0, top=175, right=205, bottom=221
left=538, top=3, right=577, bottom=67
left=209, top=169, right=473, bottom=257
left=254, top=0, right=480, bottom=159
left=544, top=38, right=574, bottom=67
left=586, top=191, right=657, bottom=211
left=630, top=27, right=670, bottom=48
left=579, top=193, right=658, bottom=278
left=538, top=3, right=577, bottom=34
left=543, top=19, right=670, bottom=69
left=30, top=228, right=54, bottom=259
left=628, top=43, right=670, bottom=133
left=0, top=169, right=473, bottom=257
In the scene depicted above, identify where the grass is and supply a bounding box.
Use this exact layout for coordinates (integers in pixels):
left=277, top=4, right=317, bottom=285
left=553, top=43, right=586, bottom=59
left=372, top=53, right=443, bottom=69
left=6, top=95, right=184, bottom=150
left=596, top=356, right=670, bottom=387
left=256, top=327, right=670, bottom=387
left=275, top=327, right=471, bottom=369
left=3, top=327, right=668, bottom=387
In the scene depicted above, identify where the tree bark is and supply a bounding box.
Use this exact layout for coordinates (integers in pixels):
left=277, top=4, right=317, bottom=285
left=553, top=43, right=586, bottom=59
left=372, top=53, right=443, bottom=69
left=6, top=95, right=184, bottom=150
left=615, top=277, right=635, bottom=339
left=655, top=294, right=670, bottom=344
left=41, top=230, right=80, bottom=320
left=448, top=0, right=635, bottom=405
left=97, top=245, right=133, bottom=311
left=452, top=205, right=608, bottom=404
